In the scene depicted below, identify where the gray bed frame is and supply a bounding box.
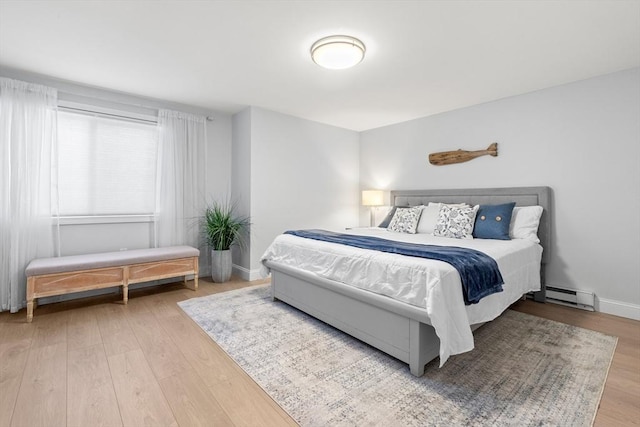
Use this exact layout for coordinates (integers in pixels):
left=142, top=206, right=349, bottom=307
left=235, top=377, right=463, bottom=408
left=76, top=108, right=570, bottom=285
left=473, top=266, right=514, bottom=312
left=265, top=187, right=551, bottom=376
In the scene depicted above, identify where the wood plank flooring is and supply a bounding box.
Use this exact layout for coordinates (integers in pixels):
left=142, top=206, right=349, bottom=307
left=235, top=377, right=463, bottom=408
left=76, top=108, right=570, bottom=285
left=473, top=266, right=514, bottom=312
left=0, top=278, right=637, bottom=426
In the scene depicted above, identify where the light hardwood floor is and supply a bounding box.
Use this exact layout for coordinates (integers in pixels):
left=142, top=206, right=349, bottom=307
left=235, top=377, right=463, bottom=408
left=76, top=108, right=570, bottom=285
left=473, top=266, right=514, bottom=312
left=1, top=278, right=638, bottom=427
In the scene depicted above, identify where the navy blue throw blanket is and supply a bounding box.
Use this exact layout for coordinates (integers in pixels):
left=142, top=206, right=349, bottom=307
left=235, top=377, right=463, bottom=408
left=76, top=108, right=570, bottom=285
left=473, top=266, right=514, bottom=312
left=284, top=229, right=504, bottom=305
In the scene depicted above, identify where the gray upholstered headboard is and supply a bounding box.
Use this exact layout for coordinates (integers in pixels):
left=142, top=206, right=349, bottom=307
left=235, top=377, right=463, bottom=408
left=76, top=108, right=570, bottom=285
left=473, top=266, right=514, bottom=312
left=390, top=187, right=552, bottom=302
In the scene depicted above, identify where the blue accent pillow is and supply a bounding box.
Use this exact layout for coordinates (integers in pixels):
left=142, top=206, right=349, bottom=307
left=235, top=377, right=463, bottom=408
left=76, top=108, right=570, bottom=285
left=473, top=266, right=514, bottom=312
left=473, top=202, right=516, bottom=240
left=378, top=206, right=398, bottom=228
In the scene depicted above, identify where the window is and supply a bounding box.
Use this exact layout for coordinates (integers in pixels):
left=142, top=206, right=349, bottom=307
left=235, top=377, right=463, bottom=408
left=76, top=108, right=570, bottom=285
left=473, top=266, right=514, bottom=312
left=57, top=109, right=158, bottom=217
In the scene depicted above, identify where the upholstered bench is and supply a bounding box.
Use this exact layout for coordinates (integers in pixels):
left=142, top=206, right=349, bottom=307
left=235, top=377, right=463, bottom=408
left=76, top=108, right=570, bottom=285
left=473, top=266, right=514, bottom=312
left=25, top=246, right=200, bottom=322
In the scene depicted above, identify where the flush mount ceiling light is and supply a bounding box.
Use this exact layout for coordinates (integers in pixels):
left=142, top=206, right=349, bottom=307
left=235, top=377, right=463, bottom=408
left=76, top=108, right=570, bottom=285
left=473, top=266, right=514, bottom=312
left=310, top=35, right=366, bottom=70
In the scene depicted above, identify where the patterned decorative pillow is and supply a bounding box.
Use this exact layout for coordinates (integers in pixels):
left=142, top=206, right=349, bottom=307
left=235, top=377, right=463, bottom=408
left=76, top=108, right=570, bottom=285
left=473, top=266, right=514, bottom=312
left=387, top=206, right=423, bottom=234
left=434, top=204, right=479, bottom=239
left=416, top=202, right=471, bottom=234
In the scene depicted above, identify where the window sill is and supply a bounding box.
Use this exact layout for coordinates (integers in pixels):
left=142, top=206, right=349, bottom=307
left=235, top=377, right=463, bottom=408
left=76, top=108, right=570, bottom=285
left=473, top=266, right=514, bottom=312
left=53, top=214, right=155, bottom=225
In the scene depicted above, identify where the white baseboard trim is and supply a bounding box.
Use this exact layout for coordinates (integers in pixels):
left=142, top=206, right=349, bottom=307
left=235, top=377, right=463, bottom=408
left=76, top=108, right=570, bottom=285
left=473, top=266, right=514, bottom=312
left=597, top=297, right=640, bottom=321
left=232, top=264, right=264, bottom=282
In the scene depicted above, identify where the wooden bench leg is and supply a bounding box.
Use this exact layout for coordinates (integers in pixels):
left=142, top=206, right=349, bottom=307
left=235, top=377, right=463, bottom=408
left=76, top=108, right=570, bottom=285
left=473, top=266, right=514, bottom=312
left=194, top=257, right=199, bottom=290
left=183, top=257, right=199, bottom=291
left=122, top=267, right=129, bottom=304
left=27, top=277, right=35, bottom=322
left=27, top=300, right=34, bottom=323
left=183, top=275, right=198, bottom=291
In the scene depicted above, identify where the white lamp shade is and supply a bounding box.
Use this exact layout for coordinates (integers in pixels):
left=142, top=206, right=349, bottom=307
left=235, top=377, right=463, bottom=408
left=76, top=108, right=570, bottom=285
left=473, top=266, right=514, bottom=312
left=362, top=190, right=385, bottom=206
left=311, top=35, right=365, bottom=70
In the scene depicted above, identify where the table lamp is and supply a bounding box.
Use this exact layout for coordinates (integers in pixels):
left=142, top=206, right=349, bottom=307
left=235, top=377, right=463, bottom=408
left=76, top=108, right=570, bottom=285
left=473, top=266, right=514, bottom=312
left=362, top=190, right=385, bottom=227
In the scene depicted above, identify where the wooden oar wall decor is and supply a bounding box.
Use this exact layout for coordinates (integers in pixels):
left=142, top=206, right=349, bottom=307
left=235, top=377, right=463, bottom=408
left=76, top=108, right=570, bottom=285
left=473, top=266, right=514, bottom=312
left=428, top=142, right=498, bottom=166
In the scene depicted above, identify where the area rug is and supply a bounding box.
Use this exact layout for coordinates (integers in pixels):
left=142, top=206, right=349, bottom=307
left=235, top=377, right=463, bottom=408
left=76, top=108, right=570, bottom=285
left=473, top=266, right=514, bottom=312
left=178, top=285, right=617, bottom=426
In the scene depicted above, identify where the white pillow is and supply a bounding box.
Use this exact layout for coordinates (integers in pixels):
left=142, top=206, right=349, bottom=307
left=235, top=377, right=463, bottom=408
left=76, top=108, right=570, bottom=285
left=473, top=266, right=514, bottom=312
left=388, top=206, right=423, bottom=234
left=434, top=204, right=479, bottom=239
left=416, top=203, right=441, bottom=234
left=509, top=206, right=544, bottom=243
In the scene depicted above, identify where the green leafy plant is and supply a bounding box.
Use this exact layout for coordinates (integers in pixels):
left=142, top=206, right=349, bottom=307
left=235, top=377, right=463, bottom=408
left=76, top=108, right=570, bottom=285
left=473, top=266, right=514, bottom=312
left=203, top=200, right=250, bottom=251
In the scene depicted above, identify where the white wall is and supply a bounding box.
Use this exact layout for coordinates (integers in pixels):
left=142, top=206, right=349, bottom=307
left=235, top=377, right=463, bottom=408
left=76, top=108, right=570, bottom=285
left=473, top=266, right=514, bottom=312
left=231, top=108, right=252, bottom=273
left=232, top=107, right=360, bottom=278
left=360, top=68, right=640, bottom=319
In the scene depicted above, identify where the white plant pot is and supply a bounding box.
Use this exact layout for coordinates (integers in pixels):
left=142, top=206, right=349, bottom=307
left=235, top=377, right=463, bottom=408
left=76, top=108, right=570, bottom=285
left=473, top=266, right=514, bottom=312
left=211, top=249, right=232, bottom=283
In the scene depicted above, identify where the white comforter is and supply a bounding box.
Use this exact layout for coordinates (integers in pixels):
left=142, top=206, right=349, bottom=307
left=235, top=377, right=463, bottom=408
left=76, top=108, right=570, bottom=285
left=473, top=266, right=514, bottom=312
left=261, top=227, right=542, bottom=366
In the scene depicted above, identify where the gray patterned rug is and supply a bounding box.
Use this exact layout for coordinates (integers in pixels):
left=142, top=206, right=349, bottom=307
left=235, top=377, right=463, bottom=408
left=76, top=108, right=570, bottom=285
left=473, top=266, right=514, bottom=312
left=178, top=285, right=617, bottom=426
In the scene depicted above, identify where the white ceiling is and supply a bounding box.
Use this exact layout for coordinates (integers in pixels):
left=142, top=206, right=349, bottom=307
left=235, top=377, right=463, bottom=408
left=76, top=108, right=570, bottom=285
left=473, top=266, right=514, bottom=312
left=1, top=1, right=638, bottom=131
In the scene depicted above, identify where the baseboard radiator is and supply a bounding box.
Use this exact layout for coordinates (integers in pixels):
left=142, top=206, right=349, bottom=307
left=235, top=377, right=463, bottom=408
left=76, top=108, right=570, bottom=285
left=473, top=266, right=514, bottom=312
left=546, top=285, right=595, bottom=311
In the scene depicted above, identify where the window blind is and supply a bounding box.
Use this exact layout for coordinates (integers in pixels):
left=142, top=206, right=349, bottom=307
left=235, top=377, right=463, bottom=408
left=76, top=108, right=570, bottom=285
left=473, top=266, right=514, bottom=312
left=57, top=110, right=158, bottom=216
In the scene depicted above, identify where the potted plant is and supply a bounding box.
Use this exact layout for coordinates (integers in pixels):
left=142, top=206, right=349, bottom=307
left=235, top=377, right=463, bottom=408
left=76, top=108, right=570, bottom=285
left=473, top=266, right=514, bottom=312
left=203, top=200, right=250, bottom=282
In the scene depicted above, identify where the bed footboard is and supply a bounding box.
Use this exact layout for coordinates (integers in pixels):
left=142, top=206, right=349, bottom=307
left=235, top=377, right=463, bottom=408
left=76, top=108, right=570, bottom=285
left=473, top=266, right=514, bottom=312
left=267, top=261, right=440, bottom=376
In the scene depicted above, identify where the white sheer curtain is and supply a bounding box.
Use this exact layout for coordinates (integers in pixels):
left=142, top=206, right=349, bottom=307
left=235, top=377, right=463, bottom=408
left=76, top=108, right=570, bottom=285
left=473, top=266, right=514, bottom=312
left=155, top=109, right=206, bottom=249
left=0, top=78, right=57, bottom=313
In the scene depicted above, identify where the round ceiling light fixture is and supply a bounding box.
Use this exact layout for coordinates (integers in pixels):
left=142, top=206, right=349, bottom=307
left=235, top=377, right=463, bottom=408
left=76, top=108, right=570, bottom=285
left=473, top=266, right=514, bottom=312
left=310, top=35, right=366, bottom=70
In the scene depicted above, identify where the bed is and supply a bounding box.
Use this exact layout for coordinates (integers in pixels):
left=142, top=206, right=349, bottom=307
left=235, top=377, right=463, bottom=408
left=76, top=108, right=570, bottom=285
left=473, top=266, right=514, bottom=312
left=261, top=187, right=551, bottom=376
